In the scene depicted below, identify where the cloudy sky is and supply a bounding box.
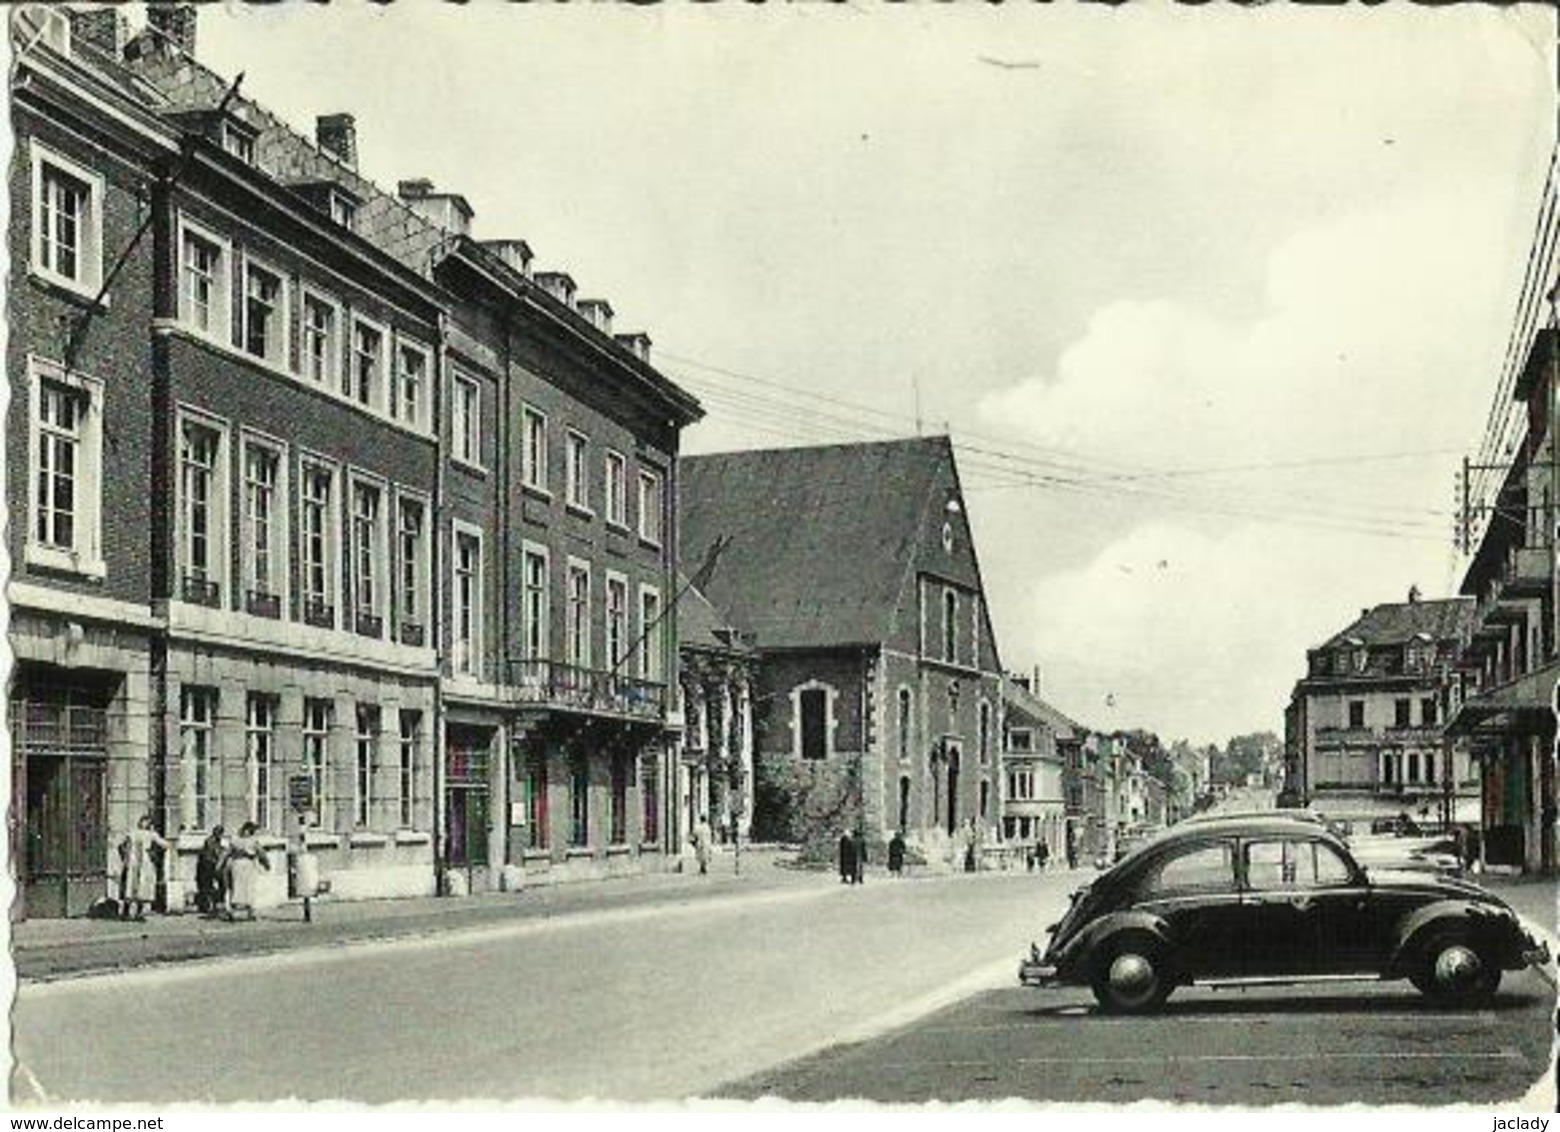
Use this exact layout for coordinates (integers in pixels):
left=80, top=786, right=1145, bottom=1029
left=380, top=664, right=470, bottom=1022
left=191, top=3, right=1555, bottom=745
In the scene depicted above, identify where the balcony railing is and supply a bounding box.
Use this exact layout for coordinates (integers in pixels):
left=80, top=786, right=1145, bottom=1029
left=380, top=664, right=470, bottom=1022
left=400, top=622, right=426, bottom=647
left=182, top=574, right=221, bottom=608
left=354, top=611, right=384, bottom=639
left=246, top=589, right=281, bottom=619
left=1503, top=545, right=1552, bottom=599
left=302, top=598, right=335, bottom=629
left=505, top=657, right=666, bottom=720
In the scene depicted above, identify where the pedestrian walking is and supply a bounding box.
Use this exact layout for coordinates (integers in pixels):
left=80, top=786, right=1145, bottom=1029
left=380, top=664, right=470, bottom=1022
left=853, top=829, right=867, bottom=885
left=838, top=830, right=857, bottom=884
left=693, top=815, right=713, bottom=876
left=1037, top=841, right=1050, bottom=872
left=119, top=814, right=170, bottom=921
left=195, top=825, right=229, bottom=916
left=888, top=830, right=906, bottom=877
left=224, top=821, right=270, bottom=922
left=1065, top=836, right=1078, bottom=871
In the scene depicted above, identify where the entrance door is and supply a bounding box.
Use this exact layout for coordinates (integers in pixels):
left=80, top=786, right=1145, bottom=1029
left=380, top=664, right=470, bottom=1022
left=945, top=745, right=961, bottom=835
left=447, top=787, right=490, bottom=868
left=12, top=679, right=111, bottom=918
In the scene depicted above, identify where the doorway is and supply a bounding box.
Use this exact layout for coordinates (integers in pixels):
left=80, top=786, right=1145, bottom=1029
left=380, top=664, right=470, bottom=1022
left=945, top=744, right=961, bottom=835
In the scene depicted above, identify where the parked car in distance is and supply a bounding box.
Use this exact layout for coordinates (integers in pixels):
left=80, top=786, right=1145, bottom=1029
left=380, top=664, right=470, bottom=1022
left=1019, top=815, right=1547, bottom=1013
left=1348, top=834, right=1463, bottom=876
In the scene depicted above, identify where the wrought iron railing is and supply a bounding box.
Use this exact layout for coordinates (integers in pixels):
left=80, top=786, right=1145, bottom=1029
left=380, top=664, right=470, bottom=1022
left=505, top=657, right=665, bottom=719
left=182, top=574, right=221, bottom=607
left=246, top=589, right=281, bottom=619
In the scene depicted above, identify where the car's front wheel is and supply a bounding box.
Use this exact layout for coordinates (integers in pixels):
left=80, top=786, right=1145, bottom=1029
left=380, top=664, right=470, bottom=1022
left=1092, top=935, right=1173, bottom=1014
left=1411, top=929, right=1501, bottom=1006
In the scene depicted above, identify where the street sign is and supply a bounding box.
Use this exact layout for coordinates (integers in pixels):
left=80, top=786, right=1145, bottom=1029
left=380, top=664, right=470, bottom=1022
left=288, top=774, right=315, bottom=813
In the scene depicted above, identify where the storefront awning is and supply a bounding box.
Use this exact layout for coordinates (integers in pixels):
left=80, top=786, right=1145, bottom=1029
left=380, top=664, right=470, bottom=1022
left=1443, top=660, right=1560, bottom=737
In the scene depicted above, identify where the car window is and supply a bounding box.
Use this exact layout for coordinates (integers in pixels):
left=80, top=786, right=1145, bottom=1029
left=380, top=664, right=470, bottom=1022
left=1245, top=839, right=1353, bottom=889
left=1140, top=842, right=1235, bottom=897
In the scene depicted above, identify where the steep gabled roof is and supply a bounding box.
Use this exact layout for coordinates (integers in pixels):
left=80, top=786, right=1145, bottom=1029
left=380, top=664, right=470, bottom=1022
left=679, top=436, right=952, bottom=650
left=677, top=575, right=755, bottom=656
left=1317, top=597, right=1474, bottom=651
left=1002, top=676, right=1081, bottom=740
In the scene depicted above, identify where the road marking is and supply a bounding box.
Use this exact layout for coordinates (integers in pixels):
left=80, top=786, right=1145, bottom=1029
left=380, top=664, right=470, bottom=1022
left=866, top=1049, right=1528, bottom=1071
left=19, top=882, right=845, bottom=997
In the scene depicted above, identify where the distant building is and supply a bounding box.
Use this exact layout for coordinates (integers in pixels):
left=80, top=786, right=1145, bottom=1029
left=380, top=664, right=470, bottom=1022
left=1285, top=591, right=1478, bottom=827
left=680, top=436, right=1005, bottom=864
left=1000, top=671, right=1072, bottom=867
left=675, top=580, right=757, bottom=852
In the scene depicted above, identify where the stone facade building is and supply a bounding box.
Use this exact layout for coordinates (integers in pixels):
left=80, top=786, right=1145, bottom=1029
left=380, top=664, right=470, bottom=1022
left=679, top=436, right=1005, bottom=865
left=999, top=673, right=1070, bottom=868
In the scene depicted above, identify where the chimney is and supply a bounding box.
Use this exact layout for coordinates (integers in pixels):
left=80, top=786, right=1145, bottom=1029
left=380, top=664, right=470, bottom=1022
left=69, top=9, right=127, bottom=58
left=1032, top=665, right=1042, bottom=695
left=146, top=3, right=196, bottom=56
left=316, top=114, right=357, bottom=170
left=482, top=239, right=533, bottom=279
left=535, top=271, right=577, bottom=310
left=396, top=178, right=473, bottom=237
left=614, top=332, right=652, bottom=363
left=578, top=299, right=614, bottom=335
left=1407, top=584, right=1421, bottom=604
left=1010, top=672, right=1031, bottom=694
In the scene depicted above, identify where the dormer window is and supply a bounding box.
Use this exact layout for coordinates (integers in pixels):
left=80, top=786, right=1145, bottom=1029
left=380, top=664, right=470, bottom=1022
left=329, top=190, right=358, bottom=232
left=221, top=119, right=257, bottom=166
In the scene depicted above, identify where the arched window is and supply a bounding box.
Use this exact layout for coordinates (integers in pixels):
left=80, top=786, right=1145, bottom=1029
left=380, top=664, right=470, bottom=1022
left=897, top=688, right=912, bottom=762
left=943, top=589, right=958, bottom=663
left=978, top=700, right=992, bottom=765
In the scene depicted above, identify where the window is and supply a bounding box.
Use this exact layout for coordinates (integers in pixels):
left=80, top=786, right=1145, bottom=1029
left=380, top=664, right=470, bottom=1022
left=349, top=480, right=386, bottom=638
left=1394, top=699, right=1411, bottom=729
left=637, top=469, right=663, bottom=544
left=566, top=431, right=590, bottom=511
left=398, top=710, right=420, bottom=828
left=1244, top=839, right=1352, bottom=890
left=180, top=687, right=218, bottom=830
left=1380, top=751, right=1395, bottom=785
left=1008, top=728, right=1034, bottom=754
left=300, top=292, right=338, bottom=386
left=349, top=318, right=385, bottom=407
left=303, top=698, right=332, bottom=828
left=300, top=460, right=338, bottom=628
left=606, top=574, right=629, bottom=673
left=26, top=360, right=104, bottom=577
left=1421, top=697, right=1438, bottom=727
left=1407, top=751, right=1421, bottom=784
left=610, top=753, right=630, bottom=845
left=604, top=450, right=627, bottom=527
left=979, top=701, right=992, bottom=765
left=569, top=757, right=589, bottom=848
left=566, top=560, right=591, bottom=668
left=943, top=589, right=959, bottom=663
left=979, top=779, right=990, bottom=820
left=1426, top=752, right=1438, bottom=784
left=799, top=688, right=828, bottom=760
left=329, top=191, right=357, bottom=231
left=452, top=373, right=481, bottom=468
left=394, top=341, right=429, bottom=430
left=1347, top=701, right=1365, bottom=729
left=355, top=705, right=379, bottom=828
left=31, top=142, right=103, bottom=297
left=523, top=546, right=550, bottom=661
left=526, top=751, right=549, bottom=851
left=396, top=497, right=429, bottom=645
left=453, top=525, right=483, bottom=678
left=897, top=688, right=912, bottom=762
left=1141, top=842, right=1234, bottom=896
left=641, top=754, right=660, bottom=844
left=898, top=776, right=911, bottom=829
left=639, top=586, right=663, bottom=682
left=179, top=219, right=229, bottom=338
left=241, top=440, right=284, bottom=618
left=245, top=694, right=275, bottom=831
left=220, top=119, right=257, bottom=165
left=522, top=405, right=548, bottom=491
left=179, top=417, right=226, bottom=606
left=241, top=258, right=287, bottom=365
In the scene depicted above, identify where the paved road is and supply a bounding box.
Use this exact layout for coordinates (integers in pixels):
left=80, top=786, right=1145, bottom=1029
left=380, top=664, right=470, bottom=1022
left=12, top=870, right=1075, bottom=1104
left=723, top=967, right=1556, bottom=1106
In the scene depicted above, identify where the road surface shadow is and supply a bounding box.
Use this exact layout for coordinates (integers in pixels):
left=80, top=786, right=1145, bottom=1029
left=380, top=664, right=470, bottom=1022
left=1019, top=990, right=1543, bottom=1020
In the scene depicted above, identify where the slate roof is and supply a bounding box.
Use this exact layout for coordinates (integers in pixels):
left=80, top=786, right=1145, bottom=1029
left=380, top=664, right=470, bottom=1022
left=1001, top=676, right=1081, bottom=741
left=679, top=436, right=953, bottom=650
left=1317, top=597, right=1474, bottom=650
left=677, top=576, right=755, bottom=656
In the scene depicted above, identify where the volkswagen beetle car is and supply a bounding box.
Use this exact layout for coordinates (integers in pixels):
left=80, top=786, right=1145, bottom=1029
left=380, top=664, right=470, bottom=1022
left=1018, top=815, right=1549, bottom=1013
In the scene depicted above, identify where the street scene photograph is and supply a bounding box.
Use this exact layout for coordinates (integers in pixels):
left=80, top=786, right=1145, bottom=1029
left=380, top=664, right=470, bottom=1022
left=3, top=0, right=1558, bottom=1114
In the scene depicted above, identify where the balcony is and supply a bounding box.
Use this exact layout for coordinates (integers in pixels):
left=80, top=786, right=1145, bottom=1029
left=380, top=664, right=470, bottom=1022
left=182, top=574, right=221, bottom=608
left=246, top=589, right=281, bottom=620
left=1503, top=545, right=1552, bottom=600
left=302, top=599, right=335, bottom=629
left=399, top=622, right=426, bottom=648
left=505, top=657, right=666, bottom=721
left=354, top=611, right=384, bottom=639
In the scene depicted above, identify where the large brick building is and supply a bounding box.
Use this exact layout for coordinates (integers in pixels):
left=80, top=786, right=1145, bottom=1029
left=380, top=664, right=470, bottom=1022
left=679, top=436, right=1005, bottom=864
left=7, top=5, right=700, bottom=916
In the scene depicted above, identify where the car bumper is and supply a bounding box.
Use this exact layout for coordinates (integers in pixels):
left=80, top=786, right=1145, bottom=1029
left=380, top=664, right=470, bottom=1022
left=1019, top=944, right=1062, bottom=988
left=1521, top=939, right=1551, bottom=969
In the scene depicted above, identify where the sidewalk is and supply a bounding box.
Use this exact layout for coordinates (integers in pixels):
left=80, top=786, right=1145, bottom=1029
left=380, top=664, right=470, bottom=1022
left=9, top=849, right=827, bottom=983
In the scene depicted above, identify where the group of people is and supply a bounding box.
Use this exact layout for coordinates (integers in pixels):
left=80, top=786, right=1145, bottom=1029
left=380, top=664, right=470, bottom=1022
left=838, top=829, right=909, bottom=883
left=116, top=815, right=271, bottom=922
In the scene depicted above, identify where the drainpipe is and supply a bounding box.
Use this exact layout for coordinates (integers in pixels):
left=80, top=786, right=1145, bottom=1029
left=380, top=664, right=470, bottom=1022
left=432, top=307, right=450, bottom=894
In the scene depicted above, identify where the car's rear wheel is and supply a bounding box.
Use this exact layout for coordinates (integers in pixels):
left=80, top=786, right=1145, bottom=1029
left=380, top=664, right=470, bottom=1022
left=1411, top=928, right=1501, bottom=1005
left=1091, top=935, right=1173, bottom=1014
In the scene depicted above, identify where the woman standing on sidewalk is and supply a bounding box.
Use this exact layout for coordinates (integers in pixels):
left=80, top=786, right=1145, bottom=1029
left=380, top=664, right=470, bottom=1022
left=120, top=814, right=170, bottom=922
left=225, top=822, right=270, bottom=922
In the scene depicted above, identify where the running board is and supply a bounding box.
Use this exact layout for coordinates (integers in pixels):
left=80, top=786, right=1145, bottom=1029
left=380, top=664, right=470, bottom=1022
left=1195, top=973, right=1386, bottom=990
